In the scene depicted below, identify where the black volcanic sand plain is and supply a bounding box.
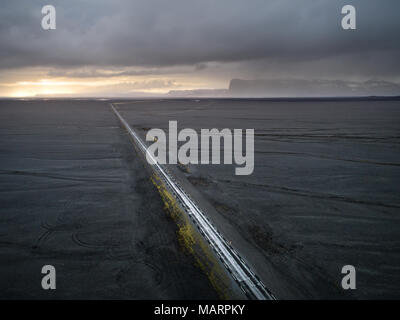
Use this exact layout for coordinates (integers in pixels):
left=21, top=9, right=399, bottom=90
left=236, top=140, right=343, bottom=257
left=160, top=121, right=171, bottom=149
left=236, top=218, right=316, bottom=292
left=0, top=100, right=219, bottom=299
left=116, top=99, right=400, bottom=299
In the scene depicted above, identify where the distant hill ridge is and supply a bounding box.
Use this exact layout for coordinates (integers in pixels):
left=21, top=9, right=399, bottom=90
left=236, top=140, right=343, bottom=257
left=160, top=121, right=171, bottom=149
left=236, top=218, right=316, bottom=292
left=168, top=78, right=400, bottom=98
left=228, top=78, right=400, bottom=97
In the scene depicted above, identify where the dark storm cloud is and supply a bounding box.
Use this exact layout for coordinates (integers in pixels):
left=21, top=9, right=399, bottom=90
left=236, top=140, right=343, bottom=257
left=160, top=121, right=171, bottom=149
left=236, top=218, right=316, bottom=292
left=0, top=0, right=399, bottom=78
left=46, top=67, right=195, bottom=78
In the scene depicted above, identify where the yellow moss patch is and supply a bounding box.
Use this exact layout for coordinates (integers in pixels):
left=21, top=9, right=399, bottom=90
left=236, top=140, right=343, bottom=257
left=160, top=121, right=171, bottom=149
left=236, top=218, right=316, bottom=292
left=151, top=174, right=233, bottom=299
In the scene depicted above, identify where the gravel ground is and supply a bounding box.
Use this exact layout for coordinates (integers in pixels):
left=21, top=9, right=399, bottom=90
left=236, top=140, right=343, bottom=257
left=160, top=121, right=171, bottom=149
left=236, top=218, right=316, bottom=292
left=116, top=98, right=400, bottom=299
left=0, top=100, right=219, bottom=299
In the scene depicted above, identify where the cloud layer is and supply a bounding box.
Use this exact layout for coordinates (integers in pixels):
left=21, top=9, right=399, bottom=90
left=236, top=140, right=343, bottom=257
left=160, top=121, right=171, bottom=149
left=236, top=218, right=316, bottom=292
left=1, top=0, right=400, bottom=96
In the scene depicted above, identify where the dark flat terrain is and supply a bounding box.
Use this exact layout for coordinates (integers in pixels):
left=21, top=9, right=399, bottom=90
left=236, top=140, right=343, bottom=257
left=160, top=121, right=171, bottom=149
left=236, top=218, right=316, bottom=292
left=0, top=100, right=218, bottom=299
left=117, top=99, right=400, bottom=299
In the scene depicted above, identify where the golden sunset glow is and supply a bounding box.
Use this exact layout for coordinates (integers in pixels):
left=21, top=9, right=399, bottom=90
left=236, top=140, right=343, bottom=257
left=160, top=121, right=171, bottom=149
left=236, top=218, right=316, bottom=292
left=0, top=68, right=227, bottom=98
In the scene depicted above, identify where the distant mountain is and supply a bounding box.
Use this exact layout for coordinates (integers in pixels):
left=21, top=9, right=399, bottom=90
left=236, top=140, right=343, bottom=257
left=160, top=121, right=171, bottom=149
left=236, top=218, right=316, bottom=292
left=228, top=79, right=400, bottom=97
left=168, top=89, right=228, bottom=97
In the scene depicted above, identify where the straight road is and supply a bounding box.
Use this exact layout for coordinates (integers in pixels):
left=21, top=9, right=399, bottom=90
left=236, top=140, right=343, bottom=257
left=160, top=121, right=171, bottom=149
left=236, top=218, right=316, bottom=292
left=110, top=103, right=276, bottom=300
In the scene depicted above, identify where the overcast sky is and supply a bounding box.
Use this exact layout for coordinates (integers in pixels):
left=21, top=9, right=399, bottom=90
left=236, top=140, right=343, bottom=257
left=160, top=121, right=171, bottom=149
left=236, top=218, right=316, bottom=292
left=1, top=0, right=399, bottom=97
